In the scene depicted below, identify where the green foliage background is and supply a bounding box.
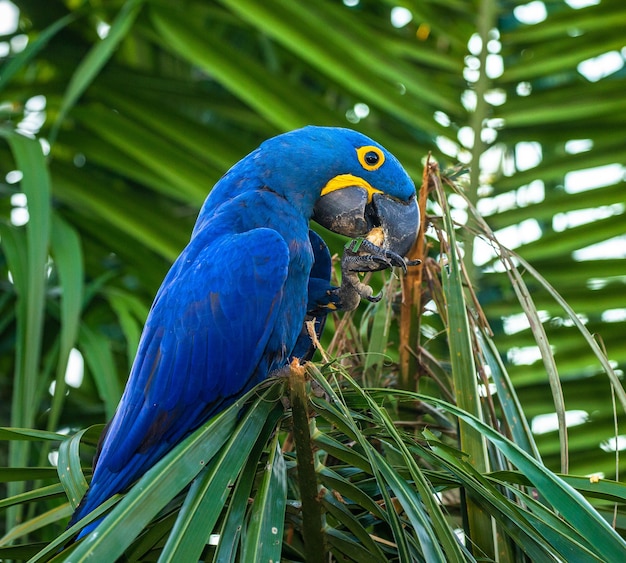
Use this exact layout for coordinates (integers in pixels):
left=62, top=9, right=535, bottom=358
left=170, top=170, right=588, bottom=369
left=0, top=0, right=625, bottom=561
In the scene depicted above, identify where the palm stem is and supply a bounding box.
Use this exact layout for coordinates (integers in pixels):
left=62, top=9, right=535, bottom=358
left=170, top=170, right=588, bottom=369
left=289, top=361, right=326, bottom=563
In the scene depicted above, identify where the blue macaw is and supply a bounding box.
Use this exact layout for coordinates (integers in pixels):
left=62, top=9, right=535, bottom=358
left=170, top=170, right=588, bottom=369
left=69, top=126, right=419, bottom=535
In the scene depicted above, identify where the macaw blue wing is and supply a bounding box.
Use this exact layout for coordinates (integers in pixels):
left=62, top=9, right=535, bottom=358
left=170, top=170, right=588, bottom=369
left=293, top=229, right=336, bottom=361
left=71, top=227, right=290, bottom=527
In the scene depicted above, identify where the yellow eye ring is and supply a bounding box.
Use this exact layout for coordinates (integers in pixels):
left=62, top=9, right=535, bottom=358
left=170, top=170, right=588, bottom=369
left=357, top=146, right=385, bottom=171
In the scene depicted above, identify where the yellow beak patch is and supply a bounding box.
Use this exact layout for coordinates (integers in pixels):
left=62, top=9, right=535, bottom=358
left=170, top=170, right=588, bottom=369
left=320, top=174, right=383, bottom=204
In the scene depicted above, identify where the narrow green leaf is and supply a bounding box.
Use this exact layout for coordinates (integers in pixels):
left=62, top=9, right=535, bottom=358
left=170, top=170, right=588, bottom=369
left=48, top=214, right=84, bottom=433
left=124, top=512, right=179, bottom=562
left=560, top=475, right=626, bottom=503
left=312, top=426, right=372, bottom=474
left=309, top=399, right=361, bottom=443
left=105, top=288, right=148, bottom=367
left=56, top=427, right=97, bottom=509
left=28, top=496, right=121, bottom=562
left=0, top=504, right=72, bottom=546
left=97, top=87, right=245, bottom=170
left=433, top=169, right=494, bottom=556
left=362, top=277, right=396, bottom=385
left=0, top=129, right=50, bottom=429
left=364, top=449, right=414, bottom=562
left=506, top=489, right=605, bottom=562
left=519, top=213, right=626, bottom=263
left=476, top=329, right=541, bottom=460
left=0, top=483, right=65, bottom=510
left=490, top=470, right=626, bottom=504
left=0, top=428, right=65, bottom=442
left=241, top=433, right=287, bottom=563
left=501, top=34, right=626, bottom=83
left=321, top=492, right=388, bottom=561
left=78, top=326, right=122, bottom=419
left=503, top=8, right=626, bottom=43
left=0, top=224, right=27, bottom=304
left=372, top=448, right=449, bottom=562
left=212, top=423, right=275, bottom=563
left=317, top=466, right=385, bottom=521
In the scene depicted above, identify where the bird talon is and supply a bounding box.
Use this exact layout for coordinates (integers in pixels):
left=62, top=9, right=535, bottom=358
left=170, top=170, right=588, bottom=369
left=344, top=237, right=411, bottom=273
left=365, top=291, right=383, bottom=303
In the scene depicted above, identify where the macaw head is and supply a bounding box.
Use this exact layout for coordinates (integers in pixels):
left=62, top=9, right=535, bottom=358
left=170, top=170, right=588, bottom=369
left=257, top=126, right=419, bottom=260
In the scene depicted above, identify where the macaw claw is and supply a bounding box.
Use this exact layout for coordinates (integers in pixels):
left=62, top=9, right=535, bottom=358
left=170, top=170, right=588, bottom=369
left=343, top=237, right=421, bottom=274
left=333, top=236, right=420, bottom=311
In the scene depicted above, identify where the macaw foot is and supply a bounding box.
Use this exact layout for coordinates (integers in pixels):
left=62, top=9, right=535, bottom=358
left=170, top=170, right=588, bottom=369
left=334, top=236, right=421, bottom=311
left=343, top=237, right=420, bottom=274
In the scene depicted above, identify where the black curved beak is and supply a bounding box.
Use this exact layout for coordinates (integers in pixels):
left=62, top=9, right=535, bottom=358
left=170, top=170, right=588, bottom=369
left=371, top=192, right=420, bottom=259
left=312, top=186, right=419, bottom=260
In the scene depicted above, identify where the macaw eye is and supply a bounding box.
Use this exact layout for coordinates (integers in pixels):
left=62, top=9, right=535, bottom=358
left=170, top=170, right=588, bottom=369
left=365, top=152, right=379, bottom=165
left=357, top=146, right=385, bottom=171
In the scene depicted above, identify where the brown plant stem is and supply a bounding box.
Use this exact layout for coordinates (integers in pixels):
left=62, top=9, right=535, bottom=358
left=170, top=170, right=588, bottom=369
left=288, top=359, right=326, bottom=563
left=399, top=155, right=433, bottom=390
